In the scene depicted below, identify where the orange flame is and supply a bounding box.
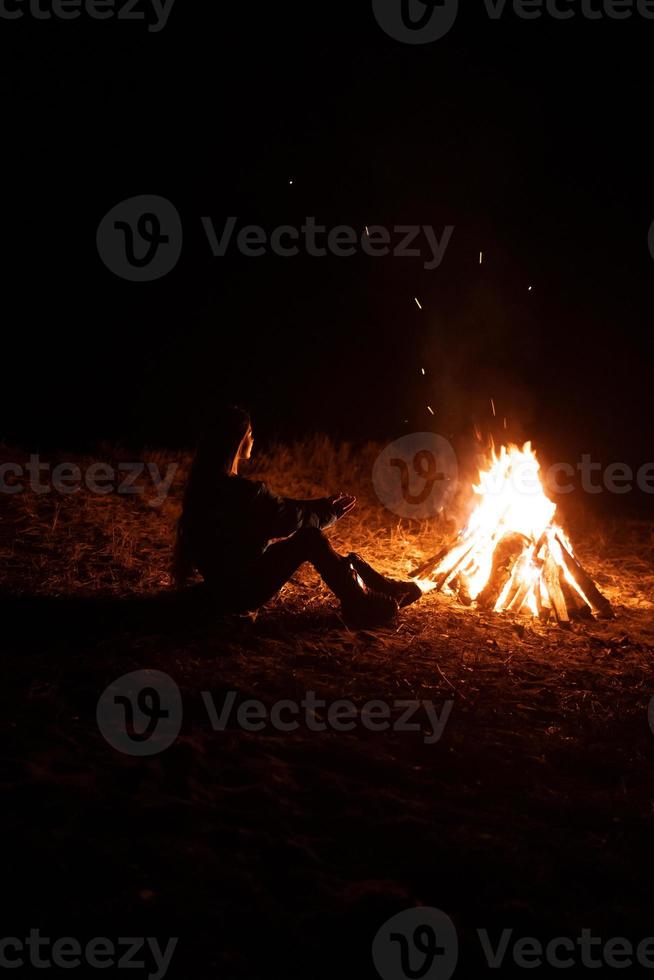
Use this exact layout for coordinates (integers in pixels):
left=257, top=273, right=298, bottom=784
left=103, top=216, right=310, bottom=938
left=420, top=442, right=589, bottom=617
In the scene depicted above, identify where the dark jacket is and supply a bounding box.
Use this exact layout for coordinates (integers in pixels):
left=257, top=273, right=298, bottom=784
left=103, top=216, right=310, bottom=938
left=182, top=474, right=337, bottom=583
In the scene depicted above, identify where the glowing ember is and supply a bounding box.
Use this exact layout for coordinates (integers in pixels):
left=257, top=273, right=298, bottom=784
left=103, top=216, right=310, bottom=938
left=413, top=442, right=613, bottom=623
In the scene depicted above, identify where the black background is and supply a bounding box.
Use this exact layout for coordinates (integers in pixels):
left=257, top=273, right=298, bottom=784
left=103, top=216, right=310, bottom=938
left=2, top=0, right=652, bottom=496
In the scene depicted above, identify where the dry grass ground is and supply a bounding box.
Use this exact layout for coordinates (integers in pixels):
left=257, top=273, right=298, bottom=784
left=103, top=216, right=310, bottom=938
left=1, top=439, right=654, bottom=978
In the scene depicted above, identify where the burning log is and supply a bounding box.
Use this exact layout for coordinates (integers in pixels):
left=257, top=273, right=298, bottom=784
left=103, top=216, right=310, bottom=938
left=559, top=575, right=593, bottom=621
left=455, top=576, right=473, bottom=606
left=413, top=442, right=614, bottom=626
left=542, top=552, right=570, bottom=625
left=476, top=532, right=526, bottom=610
left=434, top=542, right=476, bottom=592
left=506, top=553, right=539, bottom=615
left=410, top=541, right=455, bottom=580
left=535, top=577, right=551, bottom=622
left=554, top=535, right=613, bottom=619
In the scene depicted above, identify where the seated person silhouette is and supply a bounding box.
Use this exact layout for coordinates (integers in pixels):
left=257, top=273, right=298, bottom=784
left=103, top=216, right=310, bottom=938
left=172, top=407, right=421, bottom=627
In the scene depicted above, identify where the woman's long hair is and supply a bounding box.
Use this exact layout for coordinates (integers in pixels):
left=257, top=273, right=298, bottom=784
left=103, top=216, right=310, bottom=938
left=171, top=406, right=251, bottom=589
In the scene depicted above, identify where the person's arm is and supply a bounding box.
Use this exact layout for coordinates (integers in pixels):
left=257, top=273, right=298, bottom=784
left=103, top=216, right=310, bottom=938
left=288, top=496, right=340, bottom=529
left=254, top=483, right=355, bottom=538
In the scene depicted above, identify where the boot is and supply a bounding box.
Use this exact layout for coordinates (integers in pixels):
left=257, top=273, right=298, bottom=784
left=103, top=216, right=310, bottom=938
left=348, top=553, right=423, bottom=609
left=323, top=557, right=399, bottom=628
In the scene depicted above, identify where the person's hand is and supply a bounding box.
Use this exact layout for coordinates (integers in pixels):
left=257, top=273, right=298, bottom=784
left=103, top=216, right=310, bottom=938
left=330, top=492, right=356, bottom=521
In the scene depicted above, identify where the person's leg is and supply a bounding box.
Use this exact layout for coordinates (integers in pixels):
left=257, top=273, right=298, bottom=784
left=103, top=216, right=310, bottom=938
left=234, top=527, right=398, bottom=626
left=348, top=553, right=423, bottom=608
left=241, top=527, right=352, bottom=608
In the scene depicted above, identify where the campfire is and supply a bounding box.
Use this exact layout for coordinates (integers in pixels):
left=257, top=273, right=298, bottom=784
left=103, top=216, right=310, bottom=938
left=412, top=442, right=613, bottom=624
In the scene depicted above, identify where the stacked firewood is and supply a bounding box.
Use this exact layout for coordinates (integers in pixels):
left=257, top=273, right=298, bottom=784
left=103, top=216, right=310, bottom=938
left=412, top=530, right=613, bottom=625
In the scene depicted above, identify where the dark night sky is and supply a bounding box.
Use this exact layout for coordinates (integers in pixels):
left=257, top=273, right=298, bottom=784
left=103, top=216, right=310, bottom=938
left=2, top=1, right=652, bottom=489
